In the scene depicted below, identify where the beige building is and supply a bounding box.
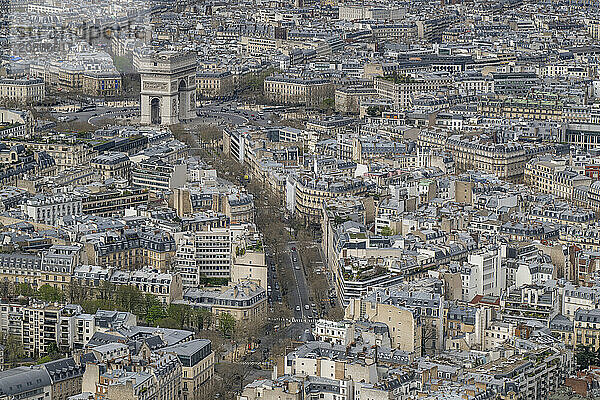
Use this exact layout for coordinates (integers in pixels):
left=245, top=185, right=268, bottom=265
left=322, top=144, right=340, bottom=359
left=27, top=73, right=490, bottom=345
left=345, top=298, right=422, bottom=354
left=5, top=139, right=96, bottom=172
left=446, top=135, right=552, bottom=182
left=575, top=308, right=600, bottom=350
left=0, top=252, right=42, bottom=289
left=293, top=174, right=373, bottom=224
left=90, top=152, right=131, bottom=180
left=180, top=281, right=267, bottom=324
left=374, top=74, right=452, bottom=110
left=478, top=97, right=563, bottom=121
left=587, top=18, right=600, bottom=40
left=264, top=75, right=333, bottom=107
left=160, top=339, right=215, bottom=400
left=0, top=108, right=34, bottom=137
left=524, top=158, right=592, bottom=200
left=110, top=268, right=183, bottom=305
left=239, top=378, right=303, bottom=400
left=82, top=71, right=122, bottom=97
left=239, top=36, right=281, bottom=55
left=334, top=86, right=377, bottom=114
left=231, top=250, right=268, bottom=289
left=196, top=70, right=234, bottom=99
left=0, top=77, right=45, bottom=103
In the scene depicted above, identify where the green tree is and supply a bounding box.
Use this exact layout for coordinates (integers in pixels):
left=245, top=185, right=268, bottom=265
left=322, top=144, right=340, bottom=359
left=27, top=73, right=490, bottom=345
left=98, top=281, right=116, bottom=301
left=80, top=299, right=114, bottom=314
left=575, top=345, right=597, bottom=370
left=16, top=283, right=36, bottom=297
left=115, top=285, right=143, bottom=314
left=45, top=341, right=62, bottom=360
left=321, top=97, right=334, bottom=111
left=366, top=106, right=382, bottom=117
left=194, top=308, right=213, bottom=330
left=2, top=333, right=24, bottom=367
left=36, top=355, right=52, bottom=364
left=141, top=294, right=163, bottom=320
left=380, top=226, right=394, bottom=236
left=146, top=304, right=167, bottom=326
left=218, top=313, right=236, bottom=338
left=166, top=304, right=192, bottom=329
left=156, top=317, right=179, bottom=329
left=37, top=284, right=64, bottom=303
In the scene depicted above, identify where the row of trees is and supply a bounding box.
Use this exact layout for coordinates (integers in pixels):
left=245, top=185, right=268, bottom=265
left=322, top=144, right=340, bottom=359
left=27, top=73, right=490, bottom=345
left=14, top=283, right=64, bottom=303
left=10, top=281, right=221, bottom=331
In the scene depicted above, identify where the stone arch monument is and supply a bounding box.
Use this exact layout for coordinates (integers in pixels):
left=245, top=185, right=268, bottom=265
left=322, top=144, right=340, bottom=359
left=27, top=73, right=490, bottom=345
left=139, top=51, right=196, bottom=125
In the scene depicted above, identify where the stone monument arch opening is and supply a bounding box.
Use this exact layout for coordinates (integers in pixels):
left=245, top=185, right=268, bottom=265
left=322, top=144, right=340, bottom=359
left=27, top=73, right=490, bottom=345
left=150, top=97, right=161, bottom=125
left=178, top=79, right=187, bottom=119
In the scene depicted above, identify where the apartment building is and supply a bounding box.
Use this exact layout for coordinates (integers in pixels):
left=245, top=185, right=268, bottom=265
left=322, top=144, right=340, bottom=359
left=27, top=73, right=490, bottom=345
left=82, top=230, right=144, bottom=269
left=2, top=301, right=137, bottom=355
left=312, top=319, right=354, bottom=346
left=0, top=109, right=34, bottom=137
left=290, top=174, right=374, bottom=224
left=0, top=144, right=53, bottom=187
left=575, top=308, right=600, bottom=350
left=446, top=135, right=552, bottom=182
left=0, top=366, right=52, bottom=400
left=374, top=74, right=452, bottom=110
left=101, top=355, right=181, bottom=400
left=39, top=245, right=83, bottom=291
left=478, top=97, right=563, bottom=121
left=175, top=227, right=232, bottom=287
left=345, top=296, right=422, bottom=354
left=181, top=281, right=267, bottom=323
left=334, top=86, right=377, bottom=114
left=489, top=72, right=538, bottom=96
left=456, top=73, right=494, bottom=95
left=110, top=267, right=183, bottom=305
left=21, top=193, right=82, bottom=225
left=500, top=284, right=559, bottom=326
left=460, top=247, right=505, bottom=301
left=239, top=36, right=280, bottom=55
left=21, top=303, right=63, bottom=357
left=132, top=157, right=187, bottom=192
left=239, top=377, right=303, bottom=400
left=230, top=250, right=268, bottom=289
left=338, top=5, right=403, bottom=21
left=43, top=358, right=85, bottom=400
left=196, top=70, right=234, bottom=99
left=5, top=140, right=96, bottom=172
left=138, top=229, right=177, bottom=271
left=563, top=284, right=600, bottom=319
left=0, top=252, right=42, bottom=287
left=81, top=71, right=122, bottom=97
left=72, top=265, right=112, bottom=292
left=79, top=186, right=149, bottom=217
left=0, top=77, right=45, bottom=103
left=264, top=75, right=333, bottom=107
left=159, top=339, right=215, bottom=400
left=90, top=152, right=131, bottom=181
left=588, top=18, right=600, bottom=40
left=416, top=15, right=457, bottom=42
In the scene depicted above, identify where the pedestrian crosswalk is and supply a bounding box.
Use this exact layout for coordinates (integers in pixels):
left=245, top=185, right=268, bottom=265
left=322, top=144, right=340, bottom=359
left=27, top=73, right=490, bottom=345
left=268, top=317, right=317, bottom=324
left=237, top=361, right=271, bottom=366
